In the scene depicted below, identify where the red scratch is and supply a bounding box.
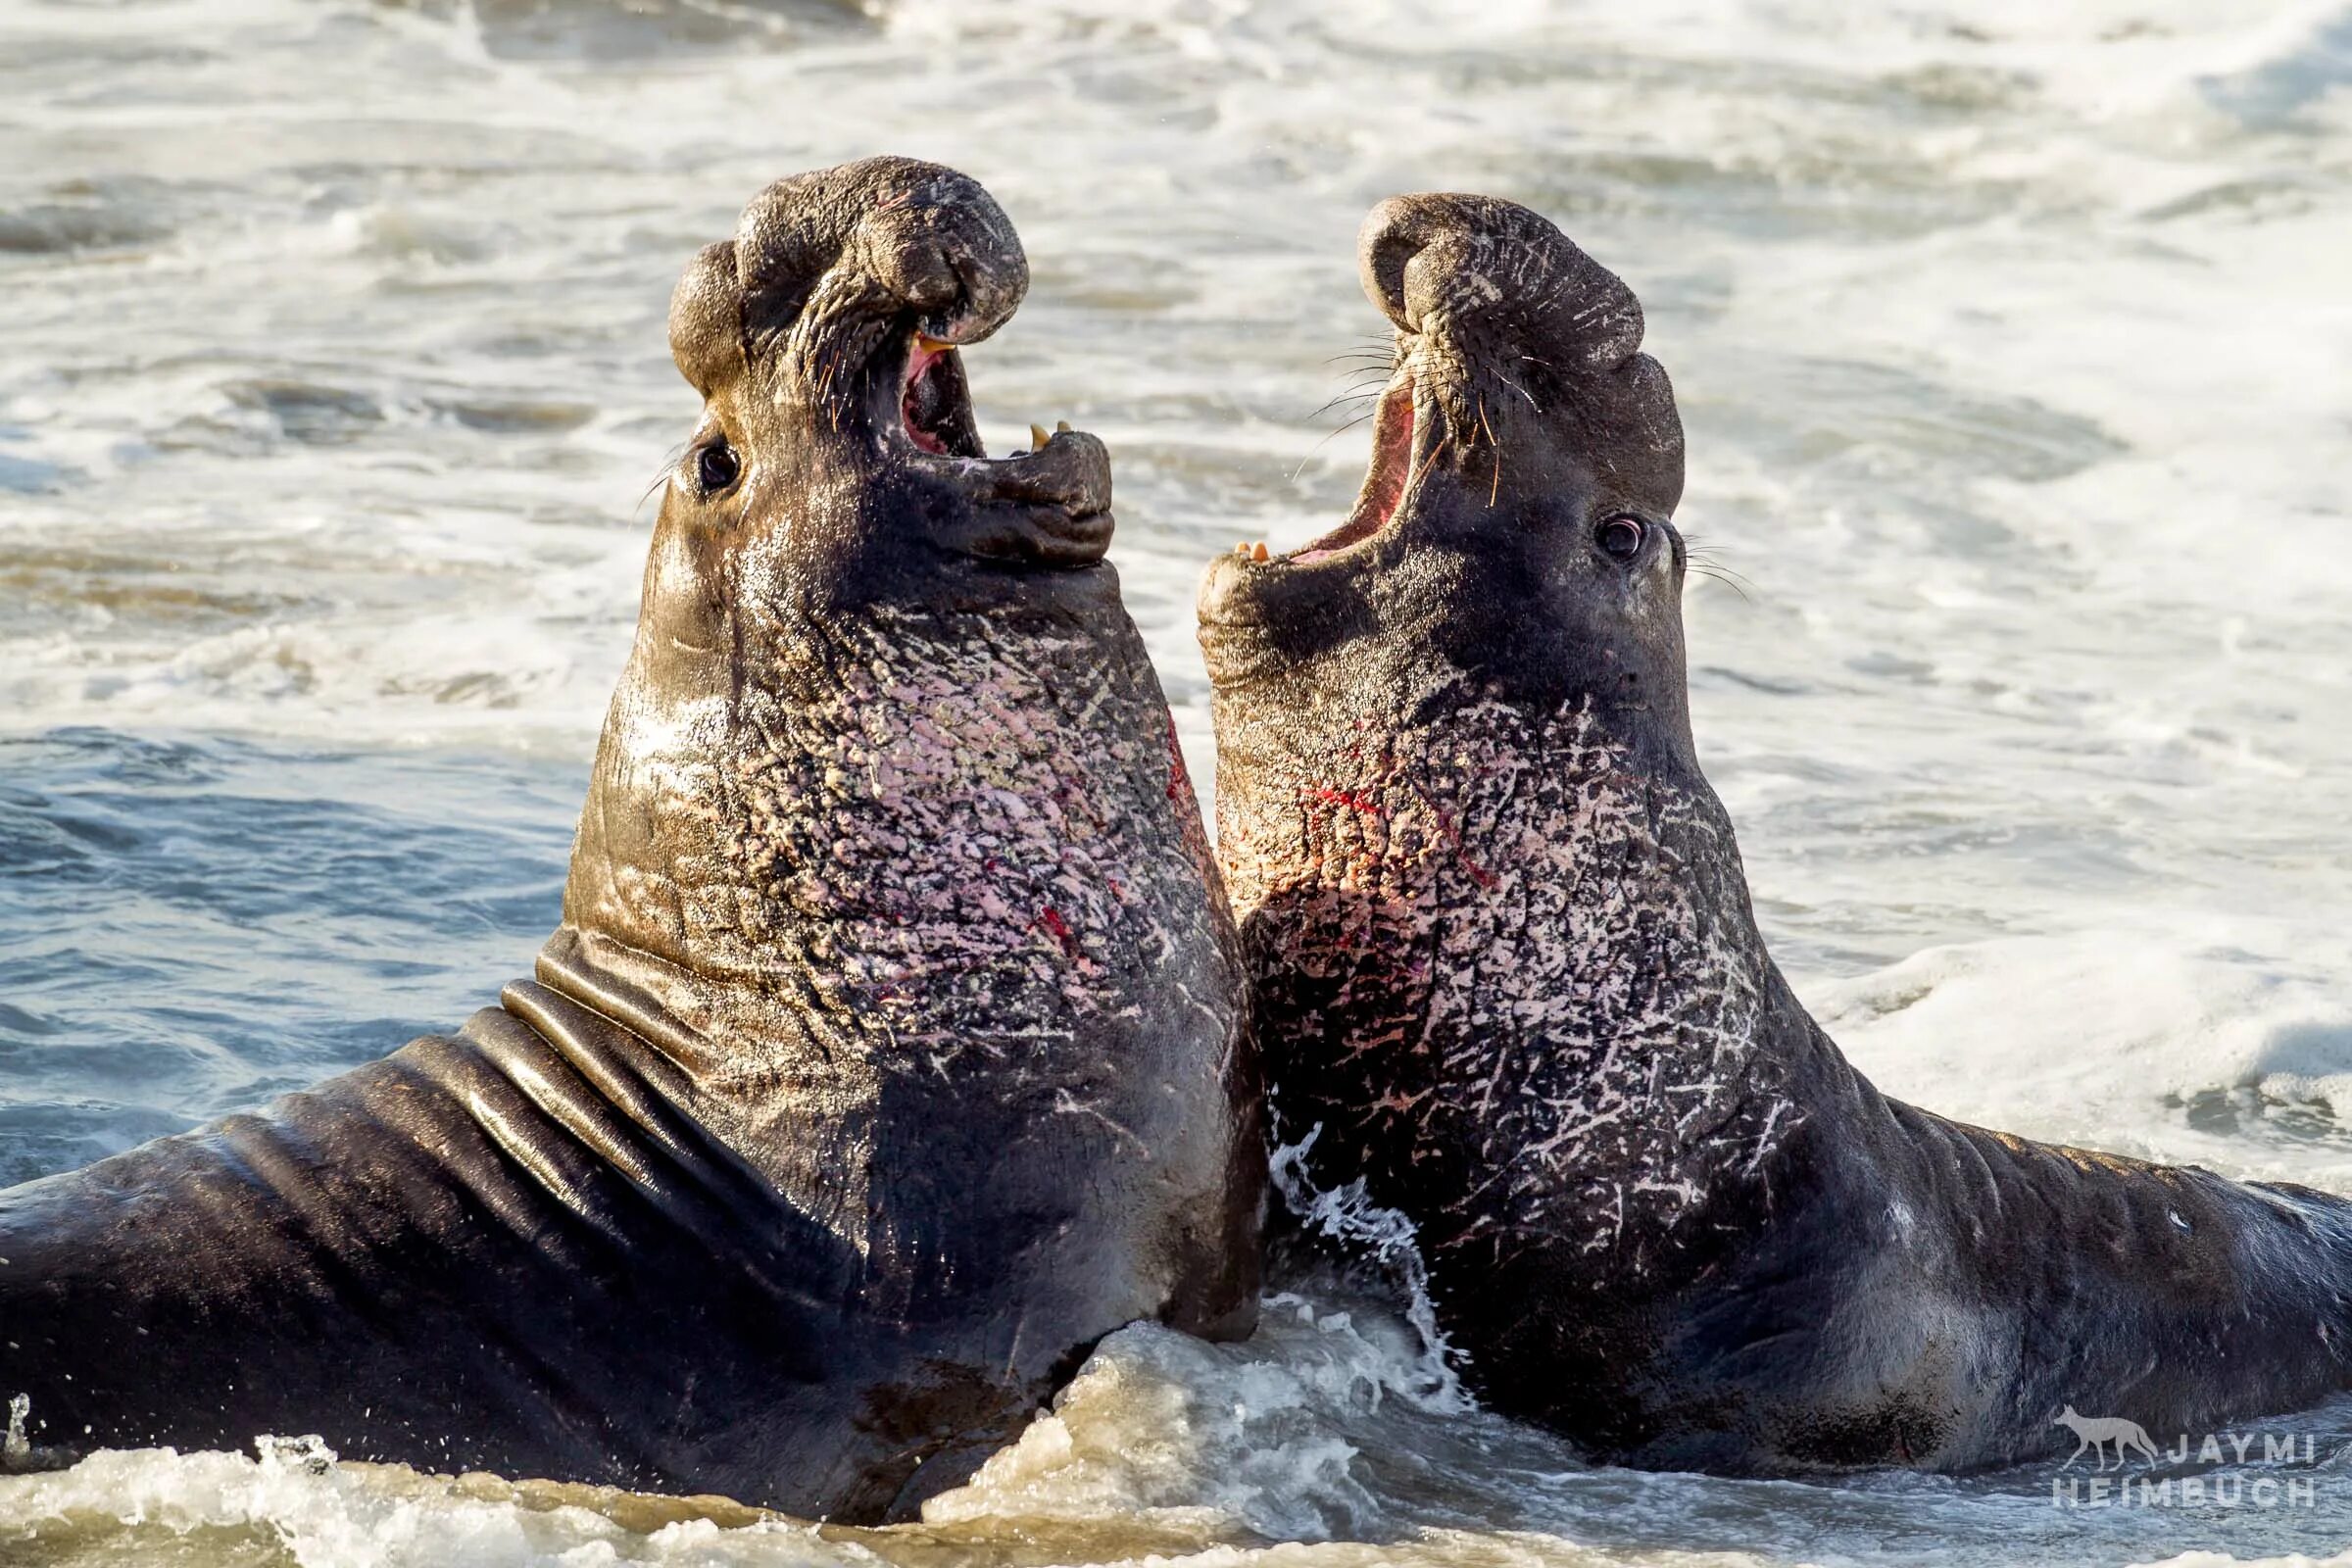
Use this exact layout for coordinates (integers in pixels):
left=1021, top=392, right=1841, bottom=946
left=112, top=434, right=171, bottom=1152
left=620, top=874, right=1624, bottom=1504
left=1165, top=712, right=1193, bottom=803
left=1034, top=906, right=1077, bottom=956
left=1411, top=785, right=1498, bottom=890
left=1308, top=785, right=1386, bottom=816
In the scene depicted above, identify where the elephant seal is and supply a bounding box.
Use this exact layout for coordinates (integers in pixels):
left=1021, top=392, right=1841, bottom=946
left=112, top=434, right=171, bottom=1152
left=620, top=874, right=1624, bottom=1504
left=1199, top=192, right=2352, bottom=1472
left=0, top=157, right=1262, bottom=1522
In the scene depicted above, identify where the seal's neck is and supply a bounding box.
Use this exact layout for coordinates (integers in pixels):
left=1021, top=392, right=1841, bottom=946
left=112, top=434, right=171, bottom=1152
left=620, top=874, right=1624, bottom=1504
left=549, top=587, right=1213, bottom=1209
left=1216, top=682, right=1802, bottom=1278
left=564, top=592, right=1172, bottom=1046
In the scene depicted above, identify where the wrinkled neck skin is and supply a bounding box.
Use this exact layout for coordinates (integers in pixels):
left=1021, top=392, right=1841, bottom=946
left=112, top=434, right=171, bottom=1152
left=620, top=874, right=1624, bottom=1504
left=553, top=486, right=1224, bottom=1246
left=1214, top=624, right=1808, bottom=1286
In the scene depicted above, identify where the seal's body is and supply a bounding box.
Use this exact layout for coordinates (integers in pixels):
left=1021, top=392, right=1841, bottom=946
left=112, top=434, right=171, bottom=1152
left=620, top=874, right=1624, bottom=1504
left=1200, top=191, right=2352, bottom=1473
left=0, top=159, right=1261, bottom=1521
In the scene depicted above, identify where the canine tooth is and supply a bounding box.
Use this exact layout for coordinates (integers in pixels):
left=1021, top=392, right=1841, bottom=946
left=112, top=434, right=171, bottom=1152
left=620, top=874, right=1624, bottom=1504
left=1054, top=419, right=1072, bottom=434
left=1250, top=541, right=1269, bottom=563
left=1030, top=423, right=1050, bottom=451
left=1235, top=542, right=1250, bottom=556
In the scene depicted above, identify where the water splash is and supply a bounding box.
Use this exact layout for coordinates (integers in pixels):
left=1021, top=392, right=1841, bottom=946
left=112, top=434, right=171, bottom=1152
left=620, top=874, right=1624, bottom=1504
left=1268, top=1125, right=1468, bottom=1412
left=4, top=1394, right=27, bottom=1468
left=255, top=1433, right=338, bottom=1478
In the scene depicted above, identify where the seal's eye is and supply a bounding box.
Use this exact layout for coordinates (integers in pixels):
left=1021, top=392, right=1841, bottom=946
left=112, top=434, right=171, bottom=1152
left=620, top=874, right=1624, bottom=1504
left=1595, top=514, right=1646, bottom=563
left=695, top=437, right=740, bottom=495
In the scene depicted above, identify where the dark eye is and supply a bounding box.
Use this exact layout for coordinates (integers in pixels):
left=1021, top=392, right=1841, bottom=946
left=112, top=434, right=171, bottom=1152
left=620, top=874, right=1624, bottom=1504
left=695, top=437, right=740, bottom=494
left=1595, top=514, right=1646, bottom=563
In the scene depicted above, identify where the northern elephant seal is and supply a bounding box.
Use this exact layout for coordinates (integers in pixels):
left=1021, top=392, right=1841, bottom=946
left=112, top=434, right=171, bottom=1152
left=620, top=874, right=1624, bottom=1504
left=0, top=157, right=1262, bottom=1522
left=1199, top=191, right=2352, bottom=1472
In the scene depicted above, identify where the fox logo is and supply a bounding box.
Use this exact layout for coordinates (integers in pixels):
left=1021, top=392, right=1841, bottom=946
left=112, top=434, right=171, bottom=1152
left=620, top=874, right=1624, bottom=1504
left=2053, top=1405, right=2161, bottom=1469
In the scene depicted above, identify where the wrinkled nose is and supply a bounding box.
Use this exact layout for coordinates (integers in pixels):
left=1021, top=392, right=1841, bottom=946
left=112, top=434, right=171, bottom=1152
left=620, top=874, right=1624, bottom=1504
left=669, top=159, right=1034, bottom=399
left=851, top=164, right=1029, bottom=345
left=1355, top=192, right=1643, bottom=371
left=715, top=156, right=1029, bottom=358
left=1358, top=192, right=1484, bottom=333
left=1351, top=188, right=1687, bottom=514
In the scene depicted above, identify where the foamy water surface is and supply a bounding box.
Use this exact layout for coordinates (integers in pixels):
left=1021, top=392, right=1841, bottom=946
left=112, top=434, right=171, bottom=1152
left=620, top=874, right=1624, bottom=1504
left=3, top=0, right=2350, bottom=1563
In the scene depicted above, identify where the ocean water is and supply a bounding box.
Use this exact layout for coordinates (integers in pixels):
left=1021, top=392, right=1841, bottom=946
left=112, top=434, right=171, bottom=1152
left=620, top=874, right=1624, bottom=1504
left=3, top=0, right=2351, bottom=1563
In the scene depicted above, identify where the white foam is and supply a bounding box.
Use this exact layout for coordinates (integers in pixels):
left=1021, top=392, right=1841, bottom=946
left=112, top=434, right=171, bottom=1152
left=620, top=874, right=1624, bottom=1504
left=0, top=1439, right=868, bottom=1568
left=1808, top=927, right=2352, bottom=1189
left=2141, top=1555, right=2352, bottom=1568
left=929, top=1304, right=1460, bottom=1544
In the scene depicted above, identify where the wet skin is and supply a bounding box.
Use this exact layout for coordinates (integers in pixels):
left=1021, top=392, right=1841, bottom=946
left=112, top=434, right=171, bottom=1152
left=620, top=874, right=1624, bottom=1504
left=1200, top=192, right=2352, bottom=1472
left=0, top=158, right=1262, bottom=1522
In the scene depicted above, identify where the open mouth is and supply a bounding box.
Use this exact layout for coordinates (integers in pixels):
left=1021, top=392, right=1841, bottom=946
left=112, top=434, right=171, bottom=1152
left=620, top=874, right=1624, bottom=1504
left=901, top=337, right=987, bottom=459
left=1231, top=371, right=1418, bottom=568
left=888, top=333, right=1115, bottom=565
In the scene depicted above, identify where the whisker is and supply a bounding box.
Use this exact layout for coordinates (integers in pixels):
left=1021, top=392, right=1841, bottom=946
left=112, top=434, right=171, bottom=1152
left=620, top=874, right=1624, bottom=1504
left=635, top=442, right=687, bottom=522
left=1307, top=389, right=1383, bottom=420
left=1690, top=565, right=1753, bottom=604
left=1403, top=429, right=1452, bottom=498
left=1477, top=397, right=1501, bottom=506
left=1682, top=542, right=1757, bottom=590
left=1289, top=409, right=1377, bottom=481
left=1493, top=369, right=1541, bottom=413
left=636, top=472, right=671, bottom=519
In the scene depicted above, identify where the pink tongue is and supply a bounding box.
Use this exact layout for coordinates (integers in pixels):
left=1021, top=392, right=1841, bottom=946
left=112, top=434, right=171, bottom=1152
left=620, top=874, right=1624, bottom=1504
left=1294, top=547, right=1333, bottom=564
